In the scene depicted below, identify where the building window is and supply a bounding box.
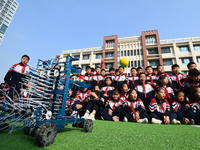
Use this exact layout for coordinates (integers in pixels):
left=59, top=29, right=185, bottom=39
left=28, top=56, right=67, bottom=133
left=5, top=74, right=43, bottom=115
left=138, top=61, right=140, bottom=67
left=197, top=57, right=200, bottom=64
left=161, top=47, right=171, bottom=53
left=141, top=49, right=143, bottom=55
left=105, top=63, right=113, bottom=69
left=194, top=45, right=200, bottom=51
left=124, top=51, right=126, bottom=56
left=137, top=49, right=140, bottom=55
left=74, top=55, right=80, bottom=60
left=121, top=51, right=123, bottom=56
left=106, top=40, right=115, bottom=48
left=141, top=60, right=144, bottom=67
left=181, top=58, right=192, bottom=65
left=146, top=36, right=156, bottom=44
left=127, top=50, right=130, bottom=56
left=148, top=49, right=158, bottom=54
left=118, top=51, right=120, bottom=57
left=83, top=54, right=90, bottom=60
left=149, top=60, right=159, bottom=66
left=179, top=46, right=189, bottom=52
left=82, top=64, right=89, bottom=70
left=183, top=71, right=188, bottom=75
left=0, top=24, right=8, bottom=33
left=95, top=64, right=100, bottom=68
left=131, top=50, right=133, bottom=56
left=106, top=52, right=114, bottom=58
left=134, top=61, right=137, bottom=67
left=163, top=59, right=173, bottom=66
left=134, top=50, right=136, bottom=56
left=131, top=61, right=133, bottom=67
left=96, top=53, right=102, bottom=59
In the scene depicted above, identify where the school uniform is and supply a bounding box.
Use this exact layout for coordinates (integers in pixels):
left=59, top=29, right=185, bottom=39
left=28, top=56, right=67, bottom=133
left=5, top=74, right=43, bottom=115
left=100, top=97, right=124, bottom=121
left=119, top=93, right=129, bottom=103
left=114, top=74, right=129, bottom=89
left=157, top=73, right=174, bottom=89
left=101, top=86, right=115, bottom=102
left=182, top=77, right=200, bottom=97
left=170, top=73, right=186, bottom=89
left=91, top=74, right=105, bottom=90
left=146, top=75, right=157, bottom=87
left=188, top=99, right=200, bottom=124
left=172, top=100, right=195, bottom=124
left=135, top=83, right=154, bottom=111
left=123, top=98, right=148, bottom=122
left=149, top=97, right=176, bottom=122
left=82, top=73, right=93, bottom=90
left=128, top=76, right=139, bottom=88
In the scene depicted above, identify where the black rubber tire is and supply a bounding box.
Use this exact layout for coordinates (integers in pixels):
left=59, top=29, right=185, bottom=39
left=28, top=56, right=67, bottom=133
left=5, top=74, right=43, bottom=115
left=78, top=122, right=84, bottom=128
left=35, top=123, right=57, bottom=147
left=72, top=123, right=78, bottom=127
left=83, top=119, right=93, bottom=133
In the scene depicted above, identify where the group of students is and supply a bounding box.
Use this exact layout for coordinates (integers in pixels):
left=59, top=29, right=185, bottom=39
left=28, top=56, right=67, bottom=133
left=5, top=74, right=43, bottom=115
left=66, top=62, right=200, bottom=125
left=1, top=55, right=200, bottom=125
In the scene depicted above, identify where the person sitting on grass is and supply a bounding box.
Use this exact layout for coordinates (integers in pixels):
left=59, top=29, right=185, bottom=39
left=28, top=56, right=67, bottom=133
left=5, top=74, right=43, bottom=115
left=119, top=83, right=129, bottom=102
left=149, top=87, right=179, bottom=124
left=172, top=90, right=195, bottom=124
left=123, top=88, right=148, bottom=123
left=82, top=90, right=104, bottom=120
left=188, top=86, right=200, bottom=125
left=100, top=89, right=123, bottom=122
left=101, top=77, right=115, bottom=103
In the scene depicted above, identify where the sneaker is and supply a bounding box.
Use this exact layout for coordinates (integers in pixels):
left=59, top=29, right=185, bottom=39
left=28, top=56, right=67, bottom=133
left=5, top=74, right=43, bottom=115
left=71, top=111, right=77, bottom=118
left=171, top=119, right=181, bottom=124
left=137, top=118, right=148, bottom=123
left=190, top=119, right=195, bottom=125
left=124, top=117, right=128, bottom=122
left=82, top=112, right=89, bottom=119
left=152, top=118, right=162, bottom=124
left=87, top=113, right=95, bottom=121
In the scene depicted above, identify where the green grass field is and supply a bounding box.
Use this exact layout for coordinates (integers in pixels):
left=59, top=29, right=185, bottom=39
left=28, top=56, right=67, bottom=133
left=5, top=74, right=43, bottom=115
left=0, top=120, right=200, bottom=150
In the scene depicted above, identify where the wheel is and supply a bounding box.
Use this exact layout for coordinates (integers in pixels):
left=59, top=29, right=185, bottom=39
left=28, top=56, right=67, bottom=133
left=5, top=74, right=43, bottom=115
left=24, top=127, right=35, bottom=136
left=72, top=123, right=78, bottom=127
left=83, top=119, right=93, bottom=133
left=35, top=123, right=57, bottom=147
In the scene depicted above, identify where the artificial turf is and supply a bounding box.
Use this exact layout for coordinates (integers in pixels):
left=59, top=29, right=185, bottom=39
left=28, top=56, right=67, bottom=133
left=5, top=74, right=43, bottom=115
left=0, top=120, right=200, bottom=150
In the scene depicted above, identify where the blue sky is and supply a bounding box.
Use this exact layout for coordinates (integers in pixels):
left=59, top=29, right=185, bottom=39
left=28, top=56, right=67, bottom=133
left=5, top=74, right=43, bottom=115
left=0, top=0, right=200, bottom=82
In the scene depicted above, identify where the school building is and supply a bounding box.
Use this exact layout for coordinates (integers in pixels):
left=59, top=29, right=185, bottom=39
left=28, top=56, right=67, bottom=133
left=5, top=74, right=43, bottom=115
left=0, top=0, right=19, bottom=45
left=59, top=29, right=200, bottom=76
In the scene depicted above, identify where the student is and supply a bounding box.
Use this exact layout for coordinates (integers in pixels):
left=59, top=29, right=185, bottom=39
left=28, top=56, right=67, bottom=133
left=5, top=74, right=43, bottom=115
left=123, top=88, right=148, bottom=123
left=65, top=89, right=74, bottom=116
left=188, top=86, right=200, bottom=125
left=145, top=66, right=157, bottom=87
left=135, top=73, right=154, bottom=111
left=4, top=55, right=31, bottom=102
left=156, top=65, right=174, bottom=89
left=172, top=90, right=195, bottom=124
left=128, top=67, right=139, bottom=88
left=93, top=85, right=101, bottom=92
left=182, top=69, right=200, bottom=97
left=106, top=67, right=115, bottom=81
left=136, top=67, right=143, bottom=76
left=149, top=87, right=178, bottom=124
left=101, top=77, right=115, bottom=102
left=157, top=75, right=175, bottom=105
left=153, top=68, right=158, bottom=76
left=119, top=83, right=129, bottom=102
left=90, top=68, right=95, bottom=76
left=113, top=66, right=129, bottom=89
left=187, top=62, right=197, bottom=70
left=115, top=69, right=119, bottom=76
left=91, top=66, right=105, bottom=90
left=170, top=64, right=186, bottom=91
left=100, top=89, right=124, bottom=122
left=82, top=66, right=93, bottom=85
left=72, top=88, right=91, bottom=117
left=101, top=69, right=106, bottom=77
left=82, top=90, right=104, bottom=120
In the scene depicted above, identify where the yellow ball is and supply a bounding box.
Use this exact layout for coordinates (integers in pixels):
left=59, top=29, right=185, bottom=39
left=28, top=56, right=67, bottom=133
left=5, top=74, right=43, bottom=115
left=120, top=57, right=129, bottom=67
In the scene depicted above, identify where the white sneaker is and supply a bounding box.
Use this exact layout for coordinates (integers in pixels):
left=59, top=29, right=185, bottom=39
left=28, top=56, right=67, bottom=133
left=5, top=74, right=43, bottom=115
left=152, top=118, right=162, bottom=124
left=171, top=119, right=181, bottom=124
left=137, top=118, right=148, bottom=123
left=71, top=111, right=77, bottom=118
left=124, top=117, right=128, bottom=122
left=82, top=112, right=89, bottom=119
left=87, top=113, right=95, bottom=121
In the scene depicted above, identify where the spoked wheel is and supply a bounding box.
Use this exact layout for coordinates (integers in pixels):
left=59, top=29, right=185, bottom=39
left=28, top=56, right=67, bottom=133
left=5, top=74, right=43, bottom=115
left=83, top=119, right=93, bottom=133
left=35, top=123, right=57, bottom=147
